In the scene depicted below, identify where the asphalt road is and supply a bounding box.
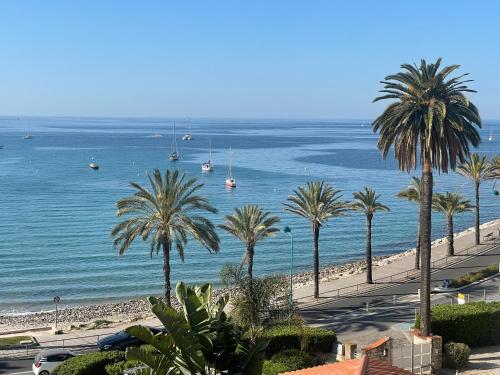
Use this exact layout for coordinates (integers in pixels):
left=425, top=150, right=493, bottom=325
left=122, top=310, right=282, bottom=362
left=300, top=242, right=500, bottom=342
left=2, top=243, right=499, bottom=375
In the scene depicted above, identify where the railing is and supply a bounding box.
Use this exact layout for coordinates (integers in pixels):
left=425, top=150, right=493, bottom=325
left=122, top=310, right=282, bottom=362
left=297, top=232, right=499, bottom=305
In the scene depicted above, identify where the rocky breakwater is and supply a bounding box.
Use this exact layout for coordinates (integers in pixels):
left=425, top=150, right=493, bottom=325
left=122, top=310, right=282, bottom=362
left=0, top=289, right=227, bottom=333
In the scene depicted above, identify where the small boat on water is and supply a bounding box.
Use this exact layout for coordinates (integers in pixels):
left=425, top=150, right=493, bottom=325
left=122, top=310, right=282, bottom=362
left=89, top=162, right=99, bottom=170
left=169, top=124, right=180, bottom=161
left=182, top=125, right=193, bottom=141
left=489, top=129, right=495, bottom=142
left=23, top=133, right=33, bottom=140
left=225, top=147, right=236, bottom=188
left=201, top=135, right=214, bottom=172
left=152, top=133, right=163, bottom=138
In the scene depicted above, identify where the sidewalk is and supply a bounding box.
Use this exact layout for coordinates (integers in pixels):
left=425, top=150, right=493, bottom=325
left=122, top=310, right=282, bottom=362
left=294, top=219, right=500, bottom=306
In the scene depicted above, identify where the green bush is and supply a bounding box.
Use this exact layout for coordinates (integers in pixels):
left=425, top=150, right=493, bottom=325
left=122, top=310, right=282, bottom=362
left=450, top=263, right=498, bottom=288
left=271, top=349, right=315, bottom=371
left=104, top=360, right=141, bottom=375
left=52, top=351, right=124, bottom=375
left=259, top=324, right=336, bottom=355
left=263, top=360, right=288, bottom=375
left=443, top=342, right=471, bottom=369
left=415, top=301, right=500, bottom=347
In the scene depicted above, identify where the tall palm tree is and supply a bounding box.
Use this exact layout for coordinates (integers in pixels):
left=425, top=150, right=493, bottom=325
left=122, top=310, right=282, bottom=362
left=432, top=192, right=473, bottom=256
left=219, top=205, right=280, bottom=294
left=397, top=177, right=424, bottom=270
left=491, top=155, right=500, bottom=178
left=457, top=153, right=496, bottom=245
left=373, top=59, right=481, bottom=336
left=283, top=181, right=350, bottom=298
left=352, top=187, right=390, bottom=284
left=111, top=169, right=220, bottom=305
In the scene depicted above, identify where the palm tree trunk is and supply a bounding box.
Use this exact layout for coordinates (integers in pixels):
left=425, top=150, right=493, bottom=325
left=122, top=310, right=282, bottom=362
left=313, top=222, right=320, bottom=299
left=419, top=157, right=433, bottom=337
left=447, top=215, right=454, bottom=256
left=366, top=216, right=373, bottom=284
left=474, top=180, right=480, bottom=245
left=415, top=222, right=421, bottom=270
left=162, top=241, right=172, bottom=306
left=247, top=244, right=255, bottom=297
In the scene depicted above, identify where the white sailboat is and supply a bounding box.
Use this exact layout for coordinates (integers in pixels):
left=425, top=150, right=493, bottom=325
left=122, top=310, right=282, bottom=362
left=225, top=147, right=236, bottom=188
left=23, top=133, right=33, bottom=140
left=201, top=136, right=214, bottom=172
left=489, top=129, right=495, bottom=142
left=169, top=125, right=180, bottom=161
left=182, top=125, right=193, bottom=141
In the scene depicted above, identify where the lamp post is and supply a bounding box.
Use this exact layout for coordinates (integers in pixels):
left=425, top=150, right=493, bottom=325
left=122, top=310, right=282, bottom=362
left=282, top=226, right=294, bottom=310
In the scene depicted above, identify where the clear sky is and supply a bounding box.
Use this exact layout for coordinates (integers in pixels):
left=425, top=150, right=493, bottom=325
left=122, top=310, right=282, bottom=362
left=1, top=1, right=499, bottom=119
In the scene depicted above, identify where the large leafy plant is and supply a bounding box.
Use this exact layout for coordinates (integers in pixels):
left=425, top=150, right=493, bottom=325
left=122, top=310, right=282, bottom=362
left=125, top=282, right=267, bottom=374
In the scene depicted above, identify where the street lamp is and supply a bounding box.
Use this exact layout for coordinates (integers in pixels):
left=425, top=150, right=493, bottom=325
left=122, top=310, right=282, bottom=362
left=282, top=226, right=294, bottom=310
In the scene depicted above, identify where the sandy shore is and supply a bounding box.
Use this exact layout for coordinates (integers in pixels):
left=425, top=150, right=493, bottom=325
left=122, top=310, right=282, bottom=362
left=1, top=219, right=498, bottom=334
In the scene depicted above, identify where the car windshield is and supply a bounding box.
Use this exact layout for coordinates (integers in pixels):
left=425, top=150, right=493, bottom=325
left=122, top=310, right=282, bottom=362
left=117, top=330, right=130, bottom=338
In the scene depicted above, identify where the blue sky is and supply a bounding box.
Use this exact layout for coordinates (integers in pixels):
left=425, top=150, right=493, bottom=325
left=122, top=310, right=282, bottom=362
left=1, top=1, right=499, bottom=119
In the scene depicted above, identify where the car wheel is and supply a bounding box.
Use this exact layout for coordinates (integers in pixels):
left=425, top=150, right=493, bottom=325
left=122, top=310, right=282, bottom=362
left=39, top=371, right=49, bottom=375
left=111, top=346, right=122, bottom=351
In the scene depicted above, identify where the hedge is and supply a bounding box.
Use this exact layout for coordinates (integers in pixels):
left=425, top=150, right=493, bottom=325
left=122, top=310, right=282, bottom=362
left=258, top=325, right=336, bottom=355
left=52, top=351, right=124, bottom=375
left=271, top=349, right=315, bottom=370
left=262, top=360, right=288, bottom=375
left=450, top=263, right=498, bottom=288
left=415, top=301, right=500, bottom=347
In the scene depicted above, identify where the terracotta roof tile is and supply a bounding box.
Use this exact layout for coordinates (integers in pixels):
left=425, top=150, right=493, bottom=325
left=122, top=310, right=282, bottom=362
left=283, top=356, right=414, bottom=375
left=363, top=336, right=390, bottom=351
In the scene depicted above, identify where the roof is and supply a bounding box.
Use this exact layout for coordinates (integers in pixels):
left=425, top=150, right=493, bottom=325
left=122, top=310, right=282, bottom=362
left=283, top=356, right=414, bottom=375
left=363, top=336, right=390, bottom=351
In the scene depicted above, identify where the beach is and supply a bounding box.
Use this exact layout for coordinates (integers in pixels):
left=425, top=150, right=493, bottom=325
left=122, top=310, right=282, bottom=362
left=2, top=218, right=498, bottom=334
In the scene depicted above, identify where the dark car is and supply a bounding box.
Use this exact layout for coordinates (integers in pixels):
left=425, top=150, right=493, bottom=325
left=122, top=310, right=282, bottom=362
left=97, top=327, right=163, bottom=351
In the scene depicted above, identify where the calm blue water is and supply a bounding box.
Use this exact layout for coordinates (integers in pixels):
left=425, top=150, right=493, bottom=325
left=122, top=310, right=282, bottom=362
left=0, top=117, right=499, bottom=313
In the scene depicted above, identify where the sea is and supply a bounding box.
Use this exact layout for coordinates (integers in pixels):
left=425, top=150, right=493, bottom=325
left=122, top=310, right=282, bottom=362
left=0, top=117, right=499, bottom=313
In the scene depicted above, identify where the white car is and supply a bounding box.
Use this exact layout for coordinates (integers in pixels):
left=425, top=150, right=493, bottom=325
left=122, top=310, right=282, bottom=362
left=32, top=349, right=76, bottom=375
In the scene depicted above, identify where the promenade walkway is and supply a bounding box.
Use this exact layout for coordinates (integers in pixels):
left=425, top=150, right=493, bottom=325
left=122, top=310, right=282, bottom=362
left=294, top=219, right=500, bottom=306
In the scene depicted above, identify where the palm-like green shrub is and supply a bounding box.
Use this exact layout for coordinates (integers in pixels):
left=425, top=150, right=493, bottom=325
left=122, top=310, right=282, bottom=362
left=124, top=282, right=267, bottom=374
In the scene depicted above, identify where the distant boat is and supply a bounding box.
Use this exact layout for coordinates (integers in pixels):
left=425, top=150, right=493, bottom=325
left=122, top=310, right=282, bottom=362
left=182, top=125, right=193, bottom=141
left=489, top=129, right=495, bottom=142
left=89, top=162, right=99, bottom=170
left=152, top=133, right=163, bottom=138
left=201, top=135, right=214, bottom=172
left=225, top=147, right=236, bottom=188
left=169, top=124, right=180, bottom=161
left=23, top=133, right=33, bottom=140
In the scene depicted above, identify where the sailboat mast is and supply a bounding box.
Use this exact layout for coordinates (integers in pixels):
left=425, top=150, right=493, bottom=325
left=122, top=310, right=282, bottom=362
left=228, top=147, right=232, bottom=177
left=208, top=136, right=212, bottom=161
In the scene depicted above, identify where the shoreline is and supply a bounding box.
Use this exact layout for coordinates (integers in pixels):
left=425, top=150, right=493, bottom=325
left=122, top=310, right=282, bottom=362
left=1, top=219, right=498, bottom=334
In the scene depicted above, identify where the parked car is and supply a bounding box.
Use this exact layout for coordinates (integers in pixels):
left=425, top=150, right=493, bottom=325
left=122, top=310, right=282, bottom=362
left=97, top=326, right=163, bottom=351
left=32, top=349, right=76, bottom=375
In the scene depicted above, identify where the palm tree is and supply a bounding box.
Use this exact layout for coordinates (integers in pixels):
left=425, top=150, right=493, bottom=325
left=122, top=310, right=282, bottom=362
left=219, top=205, right=280, bottom=294
left=111, top=169, right=220, bottom=305
left=457, top=153, right=496, bottom=245
left=397, top=177, right=424, bottom=270
left=283, top=181, right=350, bottom=298
left=352, top=187, right=390, bottom=284
left=491, top=155, right=500, bottom=177
left=373, top=59, right=481, bottom=336
left=432, top=192, right=473, bottom=256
